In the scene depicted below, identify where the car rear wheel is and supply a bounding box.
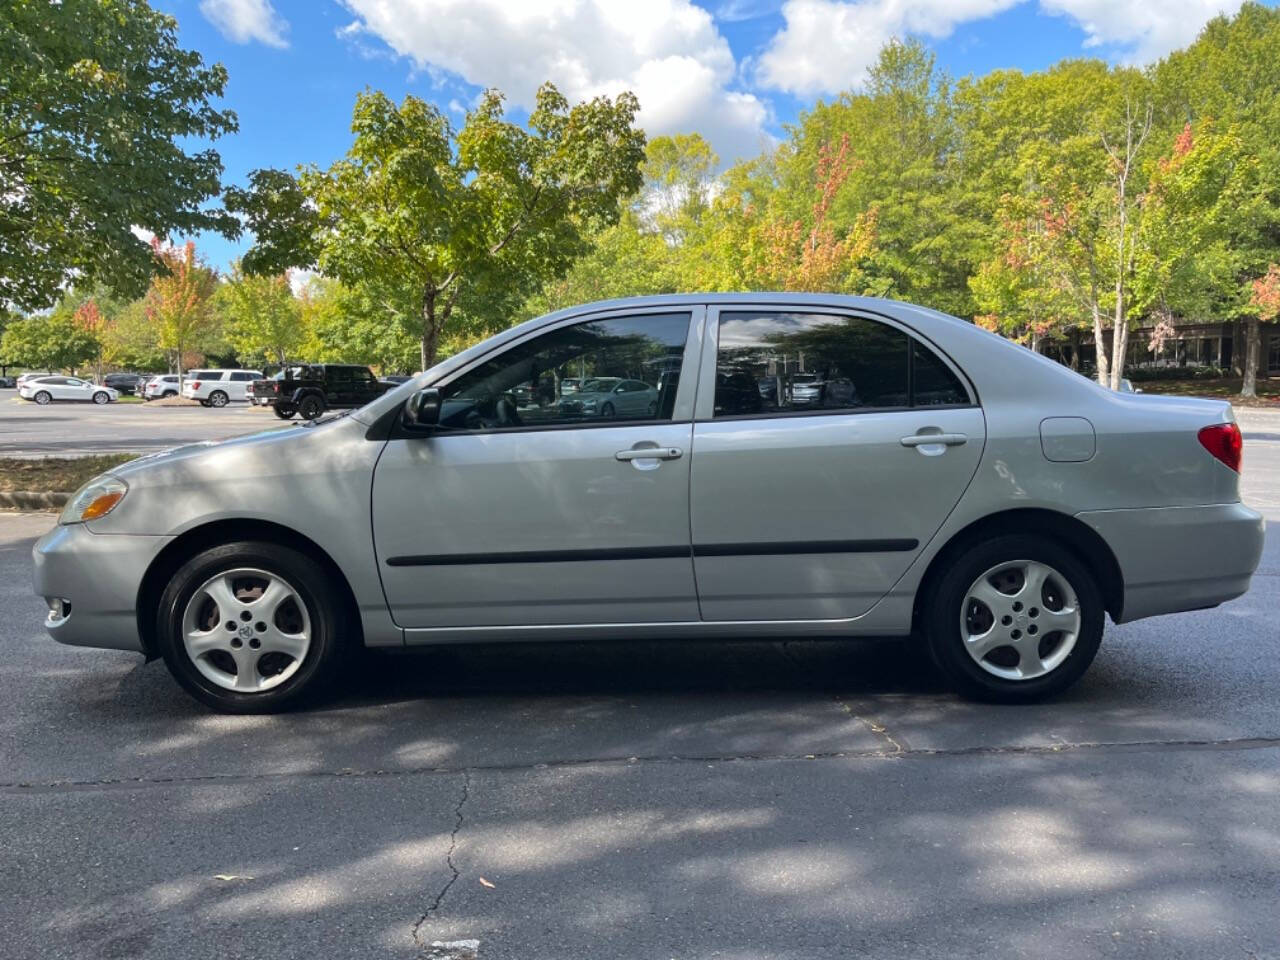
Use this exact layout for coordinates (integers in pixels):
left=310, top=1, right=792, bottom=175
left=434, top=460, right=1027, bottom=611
left=924, top=534, right=1103, bottom=703
left=156, top=540, right=348, bottom=713
left=273, top=403, right=296, bottom=420
left=298, top=395, right=324, bottom=420
left=92, top=391, right=110, bottom=404
left=34, top=390, right=51, bottom=405
left=209, top=390, right=229, bottom=407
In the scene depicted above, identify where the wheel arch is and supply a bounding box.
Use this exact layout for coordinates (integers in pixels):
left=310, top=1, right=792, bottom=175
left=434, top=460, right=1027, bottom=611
left=912, top=507, right=1124, bottom=630
left=136, top=518, right=363, bottom=659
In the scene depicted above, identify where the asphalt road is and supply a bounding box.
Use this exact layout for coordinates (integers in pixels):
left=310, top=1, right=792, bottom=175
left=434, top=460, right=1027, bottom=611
left=1, top=409, right=1278, bottom=959
left=0, top=390, right=280, bottom=456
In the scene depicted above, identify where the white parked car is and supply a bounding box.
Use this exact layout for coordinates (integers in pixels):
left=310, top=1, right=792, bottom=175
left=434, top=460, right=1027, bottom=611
left=18, top=376, right=118, bottom=405
left=180, top=369, right=264, bottom=407
left=143, top=375, right=180, bottom=400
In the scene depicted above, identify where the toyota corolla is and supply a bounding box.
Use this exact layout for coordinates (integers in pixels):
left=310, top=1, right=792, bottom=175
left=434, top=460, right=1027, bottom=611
left=33, top=295, right=1265, bottom=713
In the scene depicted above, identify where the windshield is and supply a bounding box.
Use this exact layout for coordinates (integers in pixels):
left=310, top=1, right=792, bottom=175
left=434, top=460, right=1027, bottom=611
left=580, top=378, right=620, bottom=393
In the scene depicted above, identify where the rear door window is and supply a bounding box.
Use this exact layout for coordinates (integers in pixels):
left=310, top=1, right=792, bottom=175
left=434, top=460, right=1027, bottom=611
left=712, top=311, right=969, bottom=417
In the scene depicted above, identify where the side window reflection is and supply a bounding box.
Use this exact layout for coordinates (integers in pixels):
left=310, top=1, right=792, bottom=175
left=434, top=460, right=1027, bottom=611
left=439, top=313, right=690, bottom=432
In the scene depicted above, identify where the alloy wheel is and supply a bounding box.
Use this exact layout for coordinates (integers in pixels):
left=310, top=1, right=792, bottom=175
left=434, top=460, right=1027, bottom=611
left=959, top=559, right=1082, bottom=681
left=180, top=567, right=312, bottom=693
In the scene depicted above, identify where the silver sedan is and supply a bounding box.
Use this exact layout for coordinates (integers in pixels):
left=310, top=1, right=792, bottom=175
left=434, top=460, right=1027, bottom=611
left=33, top=294, right=1265, bottom=712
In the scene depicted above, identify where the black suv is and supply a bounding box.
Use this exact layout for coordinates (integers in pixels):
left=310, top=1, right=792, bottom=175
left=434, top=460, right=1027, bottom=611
left=250, top=364, right=391, bottom=420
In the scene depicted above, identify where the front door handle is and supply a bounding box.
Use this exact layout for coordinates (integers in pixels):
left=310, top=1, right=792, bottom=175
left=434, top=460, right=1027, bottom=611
left=616, top=446, right=683, bottom=461
left=901, top=433, right=968, bottom=447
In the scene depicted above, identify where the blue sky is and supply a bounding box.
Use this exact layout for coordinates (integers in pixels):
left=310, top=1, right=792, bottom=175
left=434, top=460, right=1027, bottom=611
left=156, top=0, right=1274, bottom=269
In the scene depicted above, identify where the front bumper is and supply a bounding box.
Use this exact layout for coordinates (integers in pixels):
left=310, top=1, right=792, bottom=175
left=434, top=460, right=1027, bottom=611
left=1077, top=502, right=1266, bottom=623
left=32, top=522, right=173, bottom=652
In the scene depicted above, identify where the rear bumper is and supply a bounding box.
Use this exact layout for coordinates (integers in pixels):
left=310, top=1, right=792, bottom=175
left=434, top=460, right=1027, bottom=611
left=1077, top=502, right=1265, bottom=623
left=32, top=523, right=172, bottom=653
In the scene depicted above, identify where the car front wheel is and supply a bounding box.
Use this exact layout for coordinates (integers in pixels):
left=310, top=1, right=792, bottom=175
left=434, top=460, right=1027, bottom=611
left=156, top=540, right=348, bottom=713
left=92, top=391, right=110, bottom=404
left=924, top=534, right=1103, bottom=703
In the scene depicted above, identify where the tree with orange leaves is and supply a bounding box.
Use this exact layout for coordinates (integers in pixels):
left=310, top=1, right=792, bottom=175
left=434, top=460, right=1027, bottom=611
left=144, top=239, right=218, bottom=387
left=745, top=135, right=879, bottom=294
left=1247, top=265, right=1280, bottom=397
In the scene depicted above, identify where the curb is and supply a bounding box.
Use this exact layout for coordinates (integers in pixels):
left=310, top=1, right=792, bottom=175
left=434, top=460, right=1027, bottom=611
left=0, top=491, right=69, bottom=510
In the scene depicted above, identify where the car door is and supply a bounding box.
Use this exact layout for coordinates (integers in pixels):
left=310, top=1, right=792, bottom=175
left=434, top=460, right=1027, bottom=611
left=371, top=307, right=702, bottom=632
left=689, top=304, right=985, bottom=622
left=62, top=378, right=91, bottom=401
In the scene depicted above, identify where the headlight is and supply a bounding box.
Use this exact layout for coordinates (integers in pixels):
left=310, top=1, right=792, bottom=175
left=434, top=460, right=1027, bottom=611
left=60, top=476, right=127, bottom=524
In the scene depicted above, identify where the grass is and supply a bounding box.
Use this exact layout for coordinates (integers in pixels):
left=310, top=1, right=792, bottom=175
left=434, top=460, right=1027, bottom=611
left=0, top=453, right=140, bottom=494
left=1136, top=377, right=1280, bottom=406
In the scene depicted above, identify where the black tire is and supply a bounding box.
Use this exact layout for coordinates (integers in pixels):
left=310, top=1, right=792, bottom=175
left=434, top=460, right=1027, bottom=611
left=34, top=390, right=51, bottom=405
left=924, top=534, right=1103, bottom=703
left=156, top=540, right=349, bottom=713
left=273, top=403, right=296, bottom=420
left=92, top=391, right=110, bottom=404
left=163, top=390, right=176, bottom=398
left=646, top=400, right=658, bottom=417
left=600, top=401, right=615, bottom=419
left=199, top=400, right=211, bottom=407
left=298, top=395, right=325, bottom=420
left=209, top=390, right=229, bottom=408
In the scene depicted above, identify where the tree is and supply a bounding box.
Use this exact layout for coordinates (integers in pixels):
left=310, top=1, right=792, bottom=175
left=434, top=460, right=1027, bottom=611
left=229, top=83, right=646, bottom=371
left=101, top=298, right=167, bottom=371
left=0, top=0, right=238, bottom=312
left=0, top=311, right=99, bottom=373
left=144, top=240, right=217, bottom=384
left=1248, top=264, right=1280, bottom=397
left=298, top=277, right=421, bottom=373
left=217, top=265, right=304, bottom=366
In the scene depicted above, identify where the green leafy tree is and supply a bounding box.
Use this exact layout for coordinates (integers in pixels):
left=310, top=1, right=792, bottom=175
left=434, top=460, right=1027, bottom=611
left=217, top=265, right=305, bottom=366
left=0, top=0, right=238, bottom=312
left=101, top=298, right=167, bottom=371
left=228, top=83, right=646, bottom=371
left=0, top=311, right=99, bottom=373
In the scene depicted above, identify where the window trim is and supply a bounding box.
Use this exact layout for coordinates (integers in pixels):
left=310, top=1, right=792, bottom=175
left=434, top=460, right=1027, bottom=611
left=696, top=303, right=978, bottom=422
left=384, top=304, right=705, bottom=440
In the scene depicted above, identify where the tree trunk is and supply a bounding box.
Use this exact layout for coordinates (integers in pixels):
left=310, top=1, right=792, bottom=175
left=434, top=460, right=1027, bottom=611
left=1068, top=328, right=1081, bottom=371
left=420, top=291, right=439, bottom=373
left=1242, top=317, right=1261, bottom=398
left=1092, top=304, right=1110, bottom=387
left=1109, top=288, right=1129, bottom=390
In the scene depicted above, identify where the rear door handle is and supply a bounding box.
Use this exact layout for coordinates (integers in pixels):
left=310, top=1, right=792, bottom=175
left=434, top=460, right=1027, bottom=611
left=901, top=433, right=968, bottom=447
left=616, top=447, right=683, bottom=461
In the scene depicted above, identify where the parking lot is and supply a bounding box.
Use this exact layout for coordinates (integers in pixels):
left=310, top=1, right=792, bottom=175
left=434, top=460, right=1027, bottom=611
left=1, top=390, right=279, bottom=456
left=1, top=406, right=1278, bottom=959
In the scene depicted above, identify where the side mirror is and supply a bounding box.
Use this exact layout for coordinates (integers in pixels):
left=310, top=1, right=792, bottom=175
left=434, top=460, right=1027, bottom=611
left=402, top=387, right=442, bottom=431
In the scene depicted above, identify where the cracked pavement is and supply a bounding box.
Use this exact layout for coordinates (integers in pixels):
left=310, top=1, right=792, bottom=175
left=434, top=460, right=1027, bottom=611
left=1, top=408, right=1278, bottom=960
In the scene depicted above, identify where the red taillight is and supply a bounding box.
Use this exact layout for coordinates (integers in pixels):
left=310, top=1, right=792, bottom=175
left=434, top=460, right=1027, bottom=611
left=190, top=381, right=201, bottom=390
left=1198, top=423, right=1242, bottom=473
left=273, top=382, right=280, bottom=393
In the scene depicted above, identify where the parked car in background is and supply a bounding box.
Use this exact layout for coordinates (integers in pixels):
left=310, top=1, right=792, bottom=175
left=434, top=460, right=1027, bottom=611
left=19, top=376, right=117, bottom=405
left=557, top=377, right=660, bottom=419
left=32, top=294, right=1264, bottom=713
left=143, top=375, right=180, bottom=400
left=181, top=369, right=264, bottom=407
left=0, top=376, right=15, bottom=388
left=103, top=372, right=145, bottom=396
left=250, top=363, right=390, bottom=419
left=379, top=375, right=412, bottom=387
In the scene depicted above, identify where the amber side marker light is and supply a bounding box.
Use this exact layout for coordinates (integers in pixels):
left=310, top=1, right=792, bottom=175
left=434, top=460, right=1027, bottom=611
left=80, top=491, right=125, bottom=521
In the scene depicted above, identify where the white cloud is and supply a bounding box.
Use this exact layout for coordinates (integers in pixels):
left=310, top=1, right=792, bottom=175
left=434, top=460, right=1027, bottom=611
left=199, top=0, right=289, bottom=49
left=756, top=0, right=1019, bottom=96
left=335, top=0, right=771, bottom=164
left=756, top=0, right=1244, bottom=96
left=1039, top=0, right=1244, bottom=62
